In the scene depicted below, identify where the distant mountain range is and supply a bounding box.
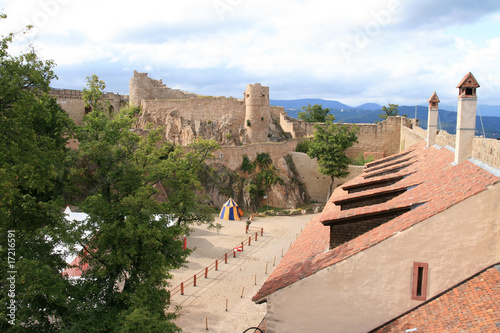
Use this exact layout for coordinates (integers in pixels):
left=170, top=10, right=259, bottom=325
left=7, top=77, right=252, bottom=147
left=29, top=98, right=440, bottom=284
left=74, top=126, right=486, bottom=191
left=270, top=99, right=500, bottom=139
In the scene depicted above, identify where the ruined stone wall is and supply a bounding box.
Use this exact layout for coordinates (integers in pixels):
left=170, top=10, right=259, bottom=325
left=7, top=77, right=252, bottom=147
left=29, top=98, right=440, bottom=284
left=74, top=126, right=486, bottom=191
left=134, top=97, right=246, bottom=145
left=50, top=89, right=128, bottom=125
left=279, top=112, right=316, bottom=138
left=435, top=131, right=500, bottom=169
left=129, top=71, right=198, bottom=106
left=209, top=140, right=300, bottom=171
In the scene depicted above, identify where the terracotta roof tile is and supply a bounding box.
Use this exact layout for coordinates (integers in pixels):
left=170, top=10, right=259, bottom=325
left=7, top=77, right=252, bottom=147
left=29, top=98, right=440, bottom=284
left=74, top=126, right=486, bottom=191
left=372, top=266, right=500, bottom=332
left=252, top=142, right=500, bottom=303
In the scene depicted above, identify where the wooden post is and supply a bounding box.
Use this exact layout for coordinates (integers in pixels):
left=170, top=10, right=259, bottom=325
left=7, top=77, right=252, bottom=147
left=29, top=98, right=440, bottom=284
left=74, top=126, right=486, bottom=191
left=194, top=274, right=197, bottom=287
left=241, top=286, right=245, bottom=298
left=205, top=267, right=208, bottom=278
left=215, top=260, right=218, bottom=271
left=225, top=252, right=228, bottom=264
left=248, top=236, right=251, bottom=246
left=181, top=282, right=184, bottom=295
left=255, top=232, right=258, bottom=241
left=261, top=228, right=264, bottom=236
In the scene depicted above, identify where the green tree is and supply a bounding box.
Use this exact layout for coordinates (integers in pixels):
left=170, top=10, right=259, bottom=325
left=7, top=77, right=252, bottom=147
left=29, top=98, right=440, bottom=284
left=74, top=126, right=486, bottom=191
left=0, top=16, right=76, bottom=331
left=82, top=73, right=107, bottom=111
left=298, top=103, right=331, bottom=123
left=378, top=103, right=399, bottom=122
left=66, top=84, right=220, bottom=331
left=308, top=115, right=359, bottom=200
left=243, top=153, right=283, bottom=211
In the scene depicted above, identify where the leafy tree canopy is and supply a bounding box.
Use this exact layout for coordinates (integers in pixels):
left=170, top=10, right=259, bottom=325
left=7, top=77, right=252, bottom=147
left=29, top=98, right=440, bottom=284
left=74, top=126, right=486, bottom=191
left=0, top=15, right=76, bottom=331
left=65, top=81, right=221, bottom=330
left=378, top=103, right=399, bottom=121
left=298, top=103, right=331, bottom=123
left=308, top=115, right=359, bottom=200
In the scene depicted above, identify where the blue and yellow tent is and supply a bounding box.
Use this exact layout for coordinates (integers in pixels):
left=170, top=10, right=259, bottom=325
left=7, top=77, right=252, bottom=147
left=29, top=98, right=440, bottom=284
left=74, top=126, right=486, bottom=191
left=219, top=198, right=244, bottom=221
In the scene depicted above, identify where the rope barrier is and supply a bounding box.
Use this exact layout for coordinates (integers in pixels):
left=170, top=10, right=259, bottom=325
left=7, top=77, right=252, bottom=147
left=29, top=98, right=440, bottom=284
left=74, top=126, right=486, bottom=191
left=169, top=228, right=264, bottom=300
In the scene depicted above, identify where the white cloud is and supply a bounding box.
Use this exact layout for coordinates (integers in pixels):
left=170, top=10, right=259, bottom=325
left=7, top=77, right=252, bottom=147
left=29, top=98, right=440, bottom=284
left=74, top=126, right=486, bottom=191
left=2, top=0, right=500, bottom=106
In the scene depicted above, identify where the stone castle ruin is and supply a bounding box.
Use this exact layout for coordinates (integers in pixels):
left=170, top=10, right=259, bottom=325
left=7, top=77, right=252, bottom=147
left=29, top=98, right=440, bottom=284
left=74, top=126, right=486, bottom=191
left=53, top=71, right=417, bottom=209
left=129, top=71, right=286, bottom=146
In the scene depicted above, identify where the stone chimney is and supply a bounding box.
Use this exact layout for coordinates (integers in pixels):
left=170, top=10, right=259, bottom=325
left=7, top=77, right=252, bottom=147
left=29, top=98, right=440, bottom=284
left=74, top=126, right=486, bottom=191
left=427, top=91, right=440, bottom=147
left=454, top=72, right=480, bottom=164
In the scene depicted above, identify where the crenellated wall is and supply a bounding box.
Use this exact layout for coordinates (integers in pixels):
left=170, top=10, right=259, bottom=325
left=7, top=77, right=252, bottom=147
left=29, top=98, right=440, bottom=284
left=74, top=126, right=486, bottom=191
left=49, top=89, right=128, bottom=125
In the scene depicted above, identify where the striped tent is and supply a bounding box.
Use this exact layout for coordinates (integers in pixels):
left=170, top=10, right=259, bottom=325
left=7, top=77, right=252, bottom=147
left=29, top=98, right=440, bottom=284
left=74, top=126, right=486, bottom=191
left=219, top=198, right=244, bottom=221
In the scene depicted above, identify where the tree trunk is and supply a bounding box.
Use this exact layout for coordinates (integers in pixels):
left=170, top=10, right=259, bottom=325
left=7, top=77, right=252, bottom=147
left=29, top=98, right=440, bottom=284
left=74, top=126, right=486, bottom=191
left=326, top=176, right=334, bottom=202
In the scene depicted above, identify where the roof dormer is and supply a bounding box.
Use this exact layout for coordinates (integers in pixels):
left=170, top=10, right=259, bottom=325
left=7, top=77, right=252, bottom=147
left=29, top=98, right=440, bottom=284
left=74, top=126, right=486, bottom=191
left=456, top=72, right=480, bottom=98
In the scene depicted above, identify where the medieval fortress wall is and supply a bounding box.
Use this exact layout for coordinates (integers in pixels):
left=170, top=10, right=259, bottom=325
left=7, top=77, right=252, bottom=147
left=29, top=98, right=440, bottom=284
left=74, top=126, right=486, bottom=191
left=50, top=88, right=128, bottom=125
left=51, top=71, right=406, bottom=205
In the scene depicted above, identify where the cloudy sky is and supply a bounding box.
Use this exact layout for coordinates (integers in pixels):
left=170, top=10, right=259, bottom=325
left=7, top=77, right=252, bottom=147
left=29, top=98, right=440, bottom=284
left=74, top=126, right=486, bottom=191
left=1, top=0, right=500, bottom=108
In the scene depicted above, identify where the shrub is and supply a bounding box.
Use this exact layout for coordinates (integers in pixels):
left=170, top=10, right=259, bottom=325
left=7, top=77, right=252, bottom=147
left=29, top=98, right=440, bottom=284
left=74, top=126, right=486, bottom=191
left=295, top=140, right=312, bottom=153
left=246, top=119, right=251, bottom=127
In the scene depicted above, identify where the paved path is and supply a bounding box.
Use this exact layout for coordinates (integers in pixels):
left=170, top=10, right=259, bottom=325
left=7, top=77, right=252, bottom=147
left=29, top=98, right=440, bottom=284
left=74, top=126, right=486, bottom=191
left=168, top=213, right=317, bottom=332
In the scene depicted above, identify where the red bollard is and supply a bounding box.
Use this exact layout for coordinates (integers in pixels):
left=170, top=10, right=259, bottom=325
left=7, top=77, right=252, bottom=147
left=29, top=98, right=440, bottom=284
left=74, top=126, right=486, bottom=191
left=249, top=236, right=251, bottom=246
left=225, top=253, right=228, bottom=264
left=233, top=249, right=236, bottom=258
left=261, top=228, right=264, bottom=236
left=215, top=260, right=218, bottom=271
left=241, top=242, right=244, bottom=251
left=181, top=282, right=184, bottom=295
left=205, top=267, right=208, bottom=278
left=255, top=232, right=258, bottom=241
left=194, top=274, right=197, bottom=287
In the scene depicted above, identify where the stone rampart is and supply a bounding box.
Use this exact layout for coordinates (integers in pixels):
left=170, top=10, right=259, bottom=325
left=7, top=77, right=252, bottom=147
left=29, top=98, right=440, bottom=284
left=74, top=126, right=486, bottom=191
left=50, top=88, right=128, bottom=125
left=278, top=112, right=403, bottom=158
left=436, top=131, right=500, bottom=169
left=401, top=124, right=426, bottom=151
left=129, top=71, right=198, bottom=106
left=138, top=97, right=245, bottom=124
left=348, top=117, right=403, bottom=158
left=290, top=152, right=365, bottom=202
left=209, top=140, right=300, bottom=171
left=400, top=120, right=500, bottom=170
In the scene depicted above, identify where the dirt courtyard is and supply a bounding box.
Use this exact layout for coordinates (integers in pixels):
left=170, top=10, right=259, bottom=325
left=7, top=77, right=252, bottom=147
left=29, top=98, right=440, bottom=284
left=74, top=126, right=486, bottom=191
left=167, top=213, right=317, bottom=332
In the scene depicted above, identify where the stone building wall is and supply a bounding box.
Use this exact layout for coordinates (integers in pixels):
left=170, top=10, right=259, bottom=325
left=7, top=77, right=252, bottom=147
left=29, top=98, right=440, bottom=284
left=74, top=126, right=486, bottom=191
left=50, top=89, right=128, bottom=125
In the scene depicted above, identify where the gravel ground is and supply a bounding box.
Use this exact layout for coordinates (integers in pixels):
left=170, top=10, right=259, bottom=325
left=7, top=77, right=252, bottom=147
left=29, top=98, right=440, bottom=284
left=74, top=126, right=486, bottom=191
left=167, top=213, right=317, bottom=333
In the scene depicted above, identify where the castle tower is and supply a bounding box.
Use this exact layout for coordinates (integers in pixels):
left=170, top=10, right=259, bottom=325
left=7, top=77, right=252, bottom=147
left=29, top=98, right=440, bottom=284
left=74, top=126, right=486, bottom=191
left=129, top=71, right=154, bottom=107
left=426, top=91, right=440, bottom=147
left=244, top=83, right=270, bottom=143
left=454, top=72, right=480, bottom=164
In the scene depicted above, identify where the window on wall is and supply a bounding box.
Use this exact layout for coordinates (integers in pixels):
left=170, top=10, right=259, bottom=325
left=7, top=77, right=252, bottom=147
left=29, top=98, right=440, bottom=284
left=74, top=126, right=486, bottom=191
left=412, top=262, right=428, bottom=301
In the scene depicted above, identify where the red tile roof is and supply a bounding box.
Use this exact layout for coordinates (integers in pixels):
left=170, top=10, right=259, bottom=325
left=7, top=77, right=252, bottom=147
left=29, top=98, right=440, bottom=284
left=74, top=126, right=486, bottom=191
left=253, top=142, right=500, bottom=303
left=372, top=265, right=500, bottom=332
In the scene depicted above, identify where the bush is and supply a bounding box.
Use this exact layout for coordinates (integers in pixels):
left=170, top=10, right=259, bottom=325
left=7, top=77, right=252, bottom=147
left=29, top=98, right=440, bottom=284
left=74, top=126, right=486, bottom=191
left=295, top=140, right=312, bottom=154
left=241, top=155, right=253, bottom=172
left=351, top=153, right=375, bottom=165
left=246, top=119, right=251, bottom=127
